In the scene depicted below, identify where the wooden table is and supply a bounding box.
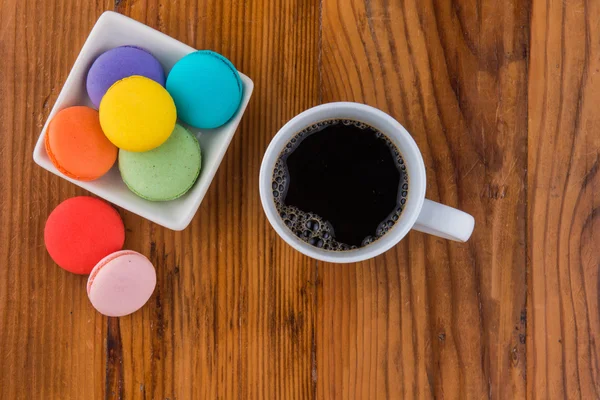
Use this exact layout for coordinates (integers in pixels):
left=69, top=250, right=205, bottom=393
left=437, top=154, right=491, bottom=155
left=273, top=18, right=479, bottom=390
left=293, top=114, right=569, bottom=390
left=1, top=0, right=598, bottom=398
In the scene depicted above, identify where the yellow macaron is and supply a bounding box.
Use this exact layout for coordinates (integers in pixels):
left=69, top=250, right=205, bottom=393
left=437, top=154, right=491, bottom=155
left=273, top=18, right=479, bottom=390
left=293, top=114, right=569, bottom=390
left=99, top=76, right=176, bottom=152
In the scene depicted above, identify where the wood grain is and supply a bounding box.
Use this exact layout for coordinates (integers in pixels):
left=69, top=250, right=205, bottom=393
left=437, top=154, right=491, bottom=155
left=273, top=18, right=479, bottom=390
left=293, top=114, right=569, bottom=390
left=318, top=0, right=528, bottom=398
left=0, top=0, right=599, bottom=398
left=0, top=1, right=112, bottom=399
left=528, top=0, right=600, bottom=397
left=110, top=0, right=320, bottom=399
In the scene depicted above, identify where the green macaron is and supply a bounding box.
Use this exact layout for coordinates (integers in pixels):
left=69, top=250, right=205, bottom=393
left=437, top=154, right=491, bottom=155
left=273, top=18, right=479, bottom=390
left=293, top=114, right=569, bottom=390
left=119, top=124, right=201, bottom=201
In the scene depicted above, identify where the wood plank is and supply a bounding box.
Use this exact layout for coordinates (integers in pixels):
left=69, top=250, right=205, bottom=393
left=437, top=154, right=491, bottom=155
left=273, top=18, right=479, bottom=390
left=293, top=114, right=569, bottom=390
left=528, top=0, right=600, bottom=397
left=0, top=1, right=112, bottom=399
left=318, top=0, right=529, bottom=398
left=111, top=0, right=320, bottom=398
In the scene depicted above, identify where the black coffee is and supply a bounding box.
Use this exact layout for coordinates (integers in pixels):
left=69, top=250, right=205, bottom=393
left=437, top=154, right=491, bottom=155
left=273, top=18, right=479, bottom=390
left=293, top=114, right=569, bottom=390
left=272, top=119, right=408, bottom=251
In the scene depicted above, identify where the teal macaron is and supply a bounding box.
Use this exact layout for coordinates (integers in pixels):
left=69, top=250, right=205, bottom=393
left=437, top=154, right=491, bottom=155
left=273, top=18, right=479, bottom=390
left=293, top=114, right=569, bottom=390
left=119, top=124, right=201, bottom=201
left=166, top=50, right=243, bottom=129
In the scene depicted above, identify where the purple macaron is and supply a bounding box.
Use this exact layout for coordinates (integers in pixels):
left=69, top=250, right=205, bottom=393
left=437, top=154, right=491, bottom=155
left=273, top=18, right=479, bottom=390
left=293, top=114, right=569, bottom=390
left=86, top=46, right=165, bottom=108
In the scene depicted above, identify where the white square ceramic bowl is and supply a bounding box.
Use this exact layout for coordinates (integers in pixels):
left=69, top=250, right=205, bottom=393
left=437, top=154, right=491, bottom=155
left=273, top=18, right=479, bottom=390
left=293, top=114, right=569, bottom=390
left=33, top=11, right=254, bottom=231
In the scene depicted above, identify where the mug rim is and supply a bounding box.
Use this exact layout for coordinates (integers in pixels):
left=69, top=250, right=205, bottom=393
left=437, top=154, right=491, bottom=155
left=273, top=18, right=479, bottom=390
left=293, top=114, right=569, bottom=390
left=259, top=102, right=427, bottom=263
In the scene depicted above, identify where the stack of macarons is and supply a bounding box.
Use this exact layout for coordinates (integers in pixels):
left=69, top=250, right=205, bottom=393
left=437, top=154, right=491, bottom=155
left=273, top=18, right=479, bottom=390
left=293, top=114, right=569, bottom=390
left=45, top=197, right=156, bottom=317
left=45, top=45, right=244, bottom=202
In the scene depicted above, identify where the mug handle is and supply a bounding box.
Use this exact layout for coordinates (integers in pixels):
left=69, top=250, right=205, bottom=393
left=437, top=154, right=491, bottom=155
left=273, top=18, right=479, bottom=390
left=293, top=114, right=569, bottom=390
left=412, top=199, right=475, bottom=242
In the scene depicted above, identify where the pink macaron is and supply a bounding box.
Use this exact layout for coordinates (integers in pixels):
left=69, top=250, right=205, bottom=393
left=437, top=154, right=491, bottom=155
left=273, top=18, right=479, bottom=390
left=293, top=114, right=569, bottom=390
left=87, top=250, right=156, bottom=317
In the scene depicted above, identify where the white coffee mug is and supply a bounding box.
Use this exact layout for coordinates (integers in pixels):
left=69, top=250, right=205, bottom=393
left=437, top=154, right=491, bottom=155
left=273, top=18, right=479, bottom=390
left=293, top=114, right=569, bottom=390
left=259, top=102, right=475, bottom=263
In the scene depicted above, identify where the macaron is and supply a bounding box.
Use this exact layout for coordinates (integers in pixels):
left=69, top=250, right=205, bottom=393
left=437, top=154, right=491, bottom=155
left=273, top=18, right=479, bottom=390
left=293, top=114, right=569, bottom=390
left=119, top=124, right=201, bottom=201
left=45, top=106, right=117, bottom=181
left=87, top=250, right=156, bottom=317
left=86, top=46, right=165, bottom=108
left=166, top=50, right=243, bottom=129
left=44, top=197, right=125, bottom=275
left=100, top=75, right=176, bottom=152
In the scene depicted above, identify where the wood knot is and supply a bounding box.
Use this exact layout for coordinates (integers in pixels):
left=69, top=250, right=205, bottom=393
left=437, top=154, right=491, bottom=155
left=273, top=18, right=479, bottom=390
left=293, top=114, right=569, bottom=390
left=511, top=347, right=519, bottom=366
left=482, top=183, right=507, bottom=199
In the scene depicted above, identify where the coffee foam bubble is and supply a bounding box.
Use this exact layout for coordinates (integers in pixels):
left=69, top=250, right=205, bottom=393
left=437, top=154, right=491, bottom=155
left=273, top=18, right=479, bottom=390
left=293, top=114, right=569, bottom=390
left=272, top=119, right=409, bottom=251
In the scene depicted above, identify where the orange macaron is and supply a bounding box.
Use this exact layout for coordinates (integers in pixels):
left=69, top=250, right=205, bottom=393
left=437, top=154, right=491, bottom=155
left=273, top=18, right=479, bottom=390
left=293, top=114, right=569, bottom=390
left=45, top=106, right=117, bottom=181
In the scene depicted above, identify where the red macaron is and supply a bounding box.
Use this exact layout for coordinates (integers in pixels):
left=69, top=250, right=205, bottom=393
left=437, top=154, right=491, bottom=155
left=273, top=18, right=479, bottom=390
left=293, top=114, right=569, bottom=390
left=44, top=197, right=125, bottom=274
